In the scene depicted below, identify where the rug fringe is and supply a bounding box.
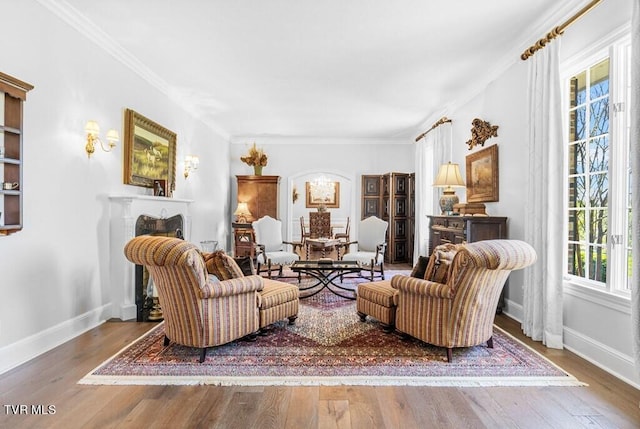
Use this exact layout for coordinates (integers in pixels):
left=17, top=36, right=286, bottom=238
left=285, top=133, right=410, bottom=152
left=79, top=374, right=586, bottom=387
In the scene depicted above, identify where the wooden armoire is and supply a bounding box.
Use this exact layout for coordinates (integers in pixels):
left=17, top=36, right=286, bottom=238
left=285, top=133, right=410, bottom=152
left=233, top=175, right=280, bottom=258
left=236, top=175, right=280, bottom=221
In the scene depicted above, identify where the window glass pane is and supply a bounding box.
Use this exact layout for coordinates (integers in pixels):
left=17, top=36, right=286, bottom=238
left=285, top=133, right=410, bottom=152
left=589, top=209, right=607, bottom=245
left=569, top=141, right=586, bottom=174
left=588, top=245, right=607, bottom=282
left=568, top=176, right=586, bottom=207
left=589, top=136, right=609, bottom=173
left=570, top=71, right=587, bottom=107
left=570, top=106, right=586, bottom=140
left=589, top=173, right=607, bottom=207
left=589, top=58, right=610, bottom=99
left=568, top=210, right=585, bottom=241
left=568, top=243, right=586, bottom=277
left=589, top=98, right=609, bottom=136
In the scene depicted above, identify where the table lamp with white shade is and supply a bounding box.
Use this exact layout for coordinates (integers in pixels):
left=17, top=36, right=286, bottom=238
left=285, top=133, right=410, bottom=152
left=433, top=162, right=465, bottom=215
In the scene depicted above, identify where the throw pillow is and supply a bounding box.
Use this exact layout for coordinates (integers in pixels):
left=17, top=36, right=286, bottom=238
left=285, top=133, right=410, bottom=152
left=204, top=251, right=245, bottom=280
left=410, top=256, right=429, bottom=279
left=424, top=246, right=458, bottom=284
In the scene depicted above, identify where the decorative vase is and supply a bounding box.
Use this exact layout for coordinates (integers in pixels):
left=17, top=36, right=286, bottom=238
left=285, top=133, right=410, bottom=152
left=253, top=166, right=263, bottom=176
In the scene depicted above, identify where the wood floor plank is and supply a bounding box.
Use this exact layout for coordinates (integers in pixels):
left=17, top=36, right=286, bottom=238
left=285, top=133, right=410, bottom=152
left=458, top=387, right=520, bottom=428
left=340, top=386, right=386, bottom=429
left=318, top=399, right=351, bottom=429
left=284, top=386, right=319, bottom=429
left=373, top=386, right=421, bottom=428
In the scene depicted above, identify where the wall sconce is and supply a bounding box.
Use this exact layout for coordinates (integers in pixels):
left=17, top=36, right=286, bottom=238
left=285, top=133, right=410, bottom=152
left=233, top=202, right=252, bottom=223
left=85, top=120, right=119, bottom=158
left=184, top=155, right=199, bottom=178
left=433, top=162, right=465, bottom=215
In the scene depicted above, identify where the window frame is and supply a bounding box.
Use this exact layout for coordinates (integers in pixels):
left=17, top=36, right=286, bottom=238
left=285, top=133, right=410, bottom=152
left=561, top=27, right=631, bottom=300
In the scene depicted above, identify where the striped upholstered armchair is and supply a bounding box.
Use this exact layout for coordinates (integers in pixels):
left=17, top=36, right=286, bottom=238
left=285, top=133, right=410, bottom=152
left=391, top=240, right=537, bottom=362
left=124, top=235, right=263, bottom=363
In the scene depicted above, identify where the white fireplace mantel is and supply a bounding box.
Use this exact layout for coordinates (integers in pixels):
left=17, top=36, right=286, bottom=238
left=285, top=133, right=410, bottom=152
left=108, top=195, right=194, bottom=321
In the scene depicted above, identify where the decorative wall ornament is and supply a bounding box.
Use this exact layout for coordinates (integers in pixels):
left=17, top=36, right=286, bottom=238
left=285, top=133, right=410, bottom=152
left=292, top=186, right=299, bottom=204
left=466, top=118, right=499, bottom=150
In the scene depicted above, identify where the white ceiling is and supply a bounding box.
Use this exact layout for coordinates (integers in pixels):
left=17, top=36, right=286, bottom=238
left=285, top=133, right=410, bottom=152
left=55, top=0, right=577, bottom=141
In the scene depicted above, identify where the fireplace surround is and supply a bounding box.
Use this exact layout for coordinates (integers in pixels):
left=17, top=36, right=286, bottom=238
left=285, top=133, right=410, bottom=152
left=108, top=195, right=193, bottom=321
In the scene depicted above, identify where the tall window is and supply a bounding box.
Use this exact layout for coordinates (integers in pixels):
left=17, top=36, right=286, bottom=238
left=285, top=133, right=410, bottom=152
left=565, top=35, right=632, bottom=294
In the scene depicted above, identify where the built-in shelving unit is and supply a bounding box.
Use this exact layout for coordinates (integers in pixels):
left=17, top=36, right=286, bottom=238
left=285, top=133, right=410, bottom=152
left=0, top=71, right=33, bottom=236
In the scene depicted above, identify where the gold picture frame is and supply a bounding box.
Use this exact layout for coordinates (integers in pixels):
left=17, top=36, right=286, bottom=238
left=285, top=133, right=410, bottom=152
left=305, top=181, right=340, bottom=208
left=466, top=144, right=499, bottom=202
left=123, top=109, right=176, bottom=194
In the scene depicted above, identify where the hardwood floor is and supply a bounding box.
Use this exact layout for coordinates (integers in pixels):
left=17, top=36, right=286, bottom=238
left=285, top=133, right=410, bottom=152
left=2, top=292, right=640, bottom=428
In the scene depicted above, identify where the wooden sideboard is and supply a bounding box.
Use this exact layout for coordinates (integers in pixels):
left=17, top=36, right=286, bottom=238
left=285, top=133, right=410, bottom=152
left=427, top=215, right=507, bottom=254
left=427, top=215, right=508, bottom=312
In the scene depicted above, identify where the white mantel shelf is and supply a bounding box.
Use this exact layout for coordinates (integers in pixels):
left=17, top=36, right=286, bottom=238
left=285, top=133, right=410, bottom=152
left=108, top=194, right=194, bottom=321
left=109, top=194, right=194, bottom=204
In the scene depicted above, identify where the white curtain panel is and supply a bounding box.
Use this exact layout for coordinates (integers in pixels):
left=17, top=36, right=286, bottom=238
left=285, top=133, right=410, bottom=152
left=522, top=40, right=564, bottom=349
left=433, top=125, right=449, bottom=214
left=413, top=125, right=449, bottom=263
left=631, top=0, right=640, bottom=372
left=414, top=137, right=430, bottom=263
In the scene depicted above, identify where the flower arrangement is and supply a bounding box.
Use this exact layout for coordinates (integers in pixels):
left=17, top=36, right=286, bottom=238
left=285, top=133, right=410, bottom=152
left=240, top=143, right=268, bottom=167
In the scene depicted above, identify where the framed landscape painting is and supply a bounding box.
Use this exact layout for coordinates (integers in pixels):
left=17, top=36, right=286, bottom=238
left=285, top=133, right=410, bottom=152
left=123, top=109, right=176, bottom=195
left=465, top=144, right=499, bottom=203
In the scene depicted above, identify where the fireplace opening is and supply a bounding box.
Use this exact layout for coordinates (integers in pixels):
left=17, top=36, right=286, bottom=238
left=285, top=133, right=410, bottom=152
left=134, top=214, right=184, bottom=322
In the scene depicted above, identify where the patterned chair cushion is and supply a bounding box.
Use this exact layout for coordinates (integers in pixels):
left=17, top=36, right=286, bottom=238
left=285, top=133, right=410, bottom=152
left=203, top=250, right=244, bottom=280
left=425, top=246, right=459, bottom=284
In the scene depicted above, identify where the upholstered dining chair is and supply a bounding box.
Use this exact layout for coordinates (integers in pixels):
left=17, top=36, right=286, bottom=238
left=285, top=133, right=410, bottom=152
left=340, top=215, right=388, bottom=281
left=252, top=215, right=300, bottom=278
left=391, top=240, right=537, bottom=362
left=124, top=235, right=263, bottom=363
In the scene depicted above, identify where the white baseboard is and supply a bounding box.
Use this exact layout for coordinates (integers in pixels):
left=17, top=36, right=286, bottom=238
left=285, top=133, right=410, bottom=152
left=503, top=298, right=640, bottom=389
left=503, top=298, right=523, bottom=322
left=563, top=326, right=640, bottom=389
left=0, top=304, right=111, bottom=375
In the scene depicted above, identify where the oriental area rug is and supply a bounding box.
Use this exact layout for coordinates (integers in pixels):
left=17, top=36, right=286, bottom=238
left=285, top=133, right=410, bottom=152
left=80, top=272, right=584, bottom=387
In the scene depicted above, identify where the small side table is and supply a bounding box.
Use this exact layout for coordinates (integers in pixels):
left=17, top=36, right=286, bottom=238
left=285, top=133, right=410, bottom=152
left=232, top=222, right=255, bottom=258
left=305, top=238, right=341, bottom=259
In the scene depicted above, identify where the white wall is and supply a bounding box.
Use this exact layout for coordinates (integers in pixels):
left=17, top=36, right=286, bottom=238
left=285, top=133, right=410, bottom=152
left=0, top=1, right=230, bottom=373
left=443, top=0, right=637, bottom=386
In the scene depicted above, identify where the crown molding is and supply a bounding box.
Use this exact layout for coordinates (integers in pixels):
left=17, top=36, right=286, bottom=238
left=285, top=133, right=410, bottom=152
left=230, top=135, right=411, bottom=146
left=37, top=0, right=168, bottom=93
left=36, top=0, right=231, bottom=141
